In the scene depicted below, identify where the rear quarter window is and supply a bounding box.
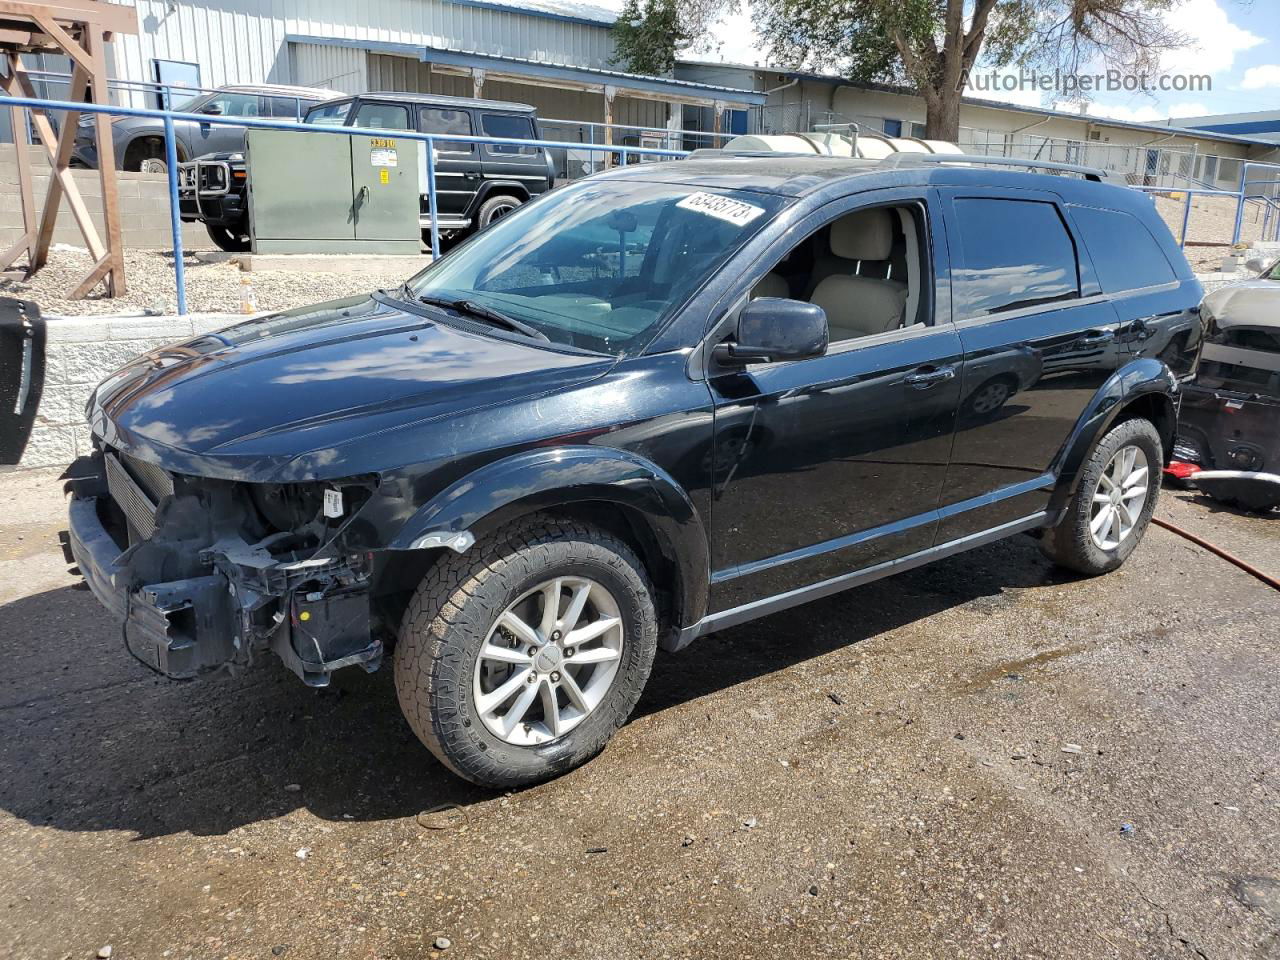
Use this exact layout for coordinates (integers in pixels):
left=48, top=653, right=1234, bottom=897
left=481, top=113, right=538, bottom=155
left=1070, top=205, right=1177, bottom=293
left=952, top=197, right=1080, bottom=317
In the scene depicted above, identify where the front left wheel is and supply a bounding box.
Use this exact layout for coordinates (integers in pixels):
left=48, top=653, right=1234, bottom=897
left=394, top=515, right=657, bottom=789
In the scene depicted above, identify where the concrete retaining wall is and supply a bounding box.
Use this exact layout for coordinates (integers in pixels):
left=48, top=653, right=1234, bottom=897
left=18, top=312, right=240, bottom=468
left=0, top=146, right=206, bottom=251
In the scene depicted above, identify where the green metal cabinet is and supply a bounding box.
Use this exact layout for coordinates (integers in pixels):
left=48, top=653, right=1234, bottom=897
left=246, top=131, right=421, bottom=254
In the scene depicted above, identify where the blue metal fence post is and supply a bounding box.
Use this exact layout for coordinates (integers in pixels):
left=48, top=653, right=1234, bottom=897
left=425, top=137, right=441, bottom=260
left=1231, top=163, right=1248, bottom=246
left=162, top=114, right=188, bottom=315
left=1180, top=190, right=1192, bottom=248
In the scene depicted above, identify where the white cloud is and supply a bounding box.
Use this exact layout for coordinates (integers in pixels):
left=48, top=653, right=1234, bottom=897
left=1241, top=64, right=1280, bottom=90
left=965, top=68, right=1046, bottom=108
left=1062, top=100, right=1210, bottom=123
left=1161, top=0, right=1263, bottom=76
left=681, top=4, right=768, bottom=66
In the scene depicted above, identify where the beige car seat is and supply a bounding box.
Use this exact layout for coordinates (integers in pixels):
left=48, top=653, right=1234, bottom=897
left=809, top=209, right=908, bottom=341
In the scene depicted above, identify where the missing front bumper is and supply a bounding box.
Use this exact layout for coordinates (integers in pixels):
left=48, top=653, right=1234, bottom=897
left=64, top=491, right=382, bottom=685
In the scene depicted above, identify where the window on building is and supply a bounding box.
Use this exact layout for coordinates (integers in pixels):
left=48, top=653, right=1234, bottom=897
left=909, top=121, right=927, bottom=139
left=353, top=101, right=412, bottom=130
left=420, top=107, right=474, bottom=154
left=306, top=100, right=352, bottom=126
left=481, top=113, right=537, bottom=154
left=882, top=118, right=903, bottom=137
left=1070, top=206, right=1177, bottom=293
left=953, top=198, right=1080, bottom=317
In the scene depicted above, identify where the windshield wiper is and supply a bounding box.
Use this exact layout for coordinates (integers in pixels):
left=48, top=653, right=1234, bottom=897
left=416, top=295, right=549, bottom=342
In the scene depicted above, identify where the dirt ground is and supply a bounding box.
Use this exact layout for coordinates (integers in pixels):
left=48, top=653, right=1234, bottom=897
left=0, top=468, right=1277, bottom=960
left=0, top=248, right=426, bottom=318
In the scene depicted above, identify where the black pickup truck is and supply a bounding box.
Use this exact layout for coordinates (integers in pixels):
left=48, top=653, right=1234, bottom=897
left=178, top=92, right=557, bottom=251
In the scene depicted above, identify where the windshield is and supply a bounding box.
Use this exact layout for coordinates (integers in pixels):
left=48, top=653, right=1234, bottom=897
left=1263, top=259, right=1280, bottom=281
left=405, top=179, right=788, bottom=355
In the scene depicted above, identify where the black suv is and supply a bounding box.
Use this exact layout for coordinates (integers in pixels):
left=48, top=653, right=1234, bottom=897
left=178, top=92, right=555, bottom=252
left=65, top=154, right=1202, bottom=788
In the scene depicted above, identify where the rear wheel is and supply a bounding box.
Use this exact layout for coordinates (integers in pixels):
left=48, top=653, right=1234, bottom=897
left=394, top=515, right=657, bottom=788
left=1041, top=417, right=1161, bottom=575
left=475, top=194, right=523, bottom=232
left=205, top=222, right=250, bottom=253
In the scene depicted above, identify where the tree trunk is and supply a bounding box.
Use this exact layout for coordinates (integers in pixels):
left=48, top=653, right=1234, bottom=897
left=924, top=88, right=961, bottom=143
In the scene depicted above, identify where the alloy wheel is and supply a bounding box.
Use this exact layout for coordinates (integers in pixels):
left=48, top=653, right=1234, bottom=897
left=970, top=381, right=1010, bottom=415
left=486, top=202, right=517, bottom=225
left=473, top=576, right=624, bottom=746
left=1089, top=443, right=1150, bottom=551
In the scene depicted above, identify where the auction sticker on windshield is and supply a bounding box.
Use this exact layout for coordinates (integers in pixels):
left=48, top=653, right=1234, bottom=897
left=676, top=191, right=765, bottom=226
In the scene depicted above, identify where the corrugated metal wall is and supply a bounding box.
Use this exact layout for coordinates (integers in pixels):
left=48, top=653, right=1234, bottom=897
left=104, top=0, right=616, bottom=107
left=292, top=43, right=368, bottom=94
left=367, top=52, right=669, bottom=133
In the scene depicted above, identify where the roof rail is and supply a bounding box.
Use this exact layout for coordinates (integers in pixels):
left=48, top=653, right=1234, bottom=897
left=881, top=152, right=1123, bottom=183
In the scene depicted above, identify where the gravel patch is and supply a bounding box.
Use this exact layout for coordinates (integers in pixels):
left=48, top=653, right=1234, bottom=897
left=0, top=246, right=429, bottom=317
left=1153, top=193, right=1269, bottom=272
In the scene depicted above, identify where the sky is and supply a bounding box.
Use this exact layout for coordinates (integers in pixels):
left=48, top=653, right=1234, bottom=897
left=676, top=0, right=1278, bottom=124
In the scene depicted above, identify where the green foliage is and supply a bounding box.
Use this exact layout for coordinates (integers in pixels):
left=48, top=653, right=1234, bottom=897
left=612, top=0, right=688, bottom=76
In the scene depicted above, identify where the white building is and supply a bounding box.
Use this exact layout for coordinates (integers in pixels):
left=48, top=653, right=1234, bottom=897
left=91, top=0, right=763, bottom=141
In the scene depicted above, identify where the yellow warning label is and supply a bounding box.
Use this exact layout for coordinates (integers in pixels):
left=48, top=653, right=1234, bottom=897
left=379, top=168, right=390, bottom=184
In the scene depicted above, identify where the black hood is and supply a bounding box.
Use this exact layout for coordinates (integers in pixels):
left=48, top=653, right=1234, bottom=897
left=89, top=294, right=613, bottom=480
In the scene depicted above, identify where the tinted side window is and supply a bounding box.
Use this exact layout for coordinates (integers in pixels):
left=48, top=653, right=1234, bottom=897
left=264, top=96, right=304, bottom=119
left=420, top=107, right=474, bottom=154
left=306, top=101, right=351, bottom=126
left=353, top=102, right=412, bottom=130
left=481, top=113, right=537, bottom=155
left=204, top=93, right=260, bottom=117
left=953, top=198, right=1080, bottom=317
left=1071, top=206, right=1177, bottom=293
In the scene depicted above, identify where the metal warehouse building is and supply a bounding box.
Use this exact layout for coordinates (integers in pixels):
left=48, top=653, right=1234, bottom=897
left=88, top=0, right=763, bottom=140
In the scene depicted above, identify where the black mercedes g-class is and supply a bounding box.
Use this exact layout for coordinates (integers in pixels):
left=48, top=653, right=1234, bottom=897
left=178, top=92, right=556, bottom=251
left=67, top=154, right=1202, bottom=788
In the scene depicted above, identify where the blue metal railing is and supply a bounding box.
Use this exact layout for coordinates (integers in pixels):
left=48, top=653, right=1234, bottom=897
left=1233, top=161, right=1280, bottom=245
left=0, top=93, right=690, bottom=314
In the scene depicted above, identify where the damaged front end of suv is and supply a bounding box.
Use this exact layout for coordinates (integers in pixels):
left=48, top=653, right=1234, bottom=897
left=64, top=453, right=381, bottom=685
left=59, top=284, right=619, bottom=689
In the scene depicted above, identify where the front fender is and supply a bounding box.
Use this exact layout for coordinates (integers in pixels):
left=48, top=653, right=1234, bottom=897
left=1046, top=357, right=1177, bottom=521
left=389, top=446, right=710, bottom=630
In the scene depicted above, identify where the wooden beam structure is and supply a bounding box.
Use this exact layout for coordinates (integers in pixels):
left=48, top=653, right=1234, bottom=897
left=0, top=0, right=136, bottom=299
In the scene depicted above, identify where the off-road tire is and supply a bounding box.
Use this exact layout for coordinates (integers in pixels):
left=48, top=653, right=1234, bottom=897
left=476, top=194, right=523, bottom=231
left=1040, top=417, right=1162, bottom=575
left=394, top=514, right=657, bottom=789
left=206, top=222, right=251, bottom=253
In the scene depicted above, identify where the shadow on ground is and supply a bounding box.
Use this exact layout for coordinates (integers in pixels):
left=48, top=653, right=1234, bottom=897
left=0, top=533, right=1067, bottom=839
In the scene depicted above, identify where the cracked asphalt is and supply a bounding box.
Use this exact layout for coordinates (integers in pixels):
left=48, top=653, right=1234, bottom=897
left=0, top=466, right=1277, bottom=960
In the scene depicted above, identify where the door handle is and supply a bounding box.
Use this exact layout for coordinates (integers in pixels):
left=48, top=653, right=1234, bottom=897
left=1078, top=328, right=1115, bottom=346
left=904, top=365, right=956, bottom=389
left=355, top=185, right=370, bottom=206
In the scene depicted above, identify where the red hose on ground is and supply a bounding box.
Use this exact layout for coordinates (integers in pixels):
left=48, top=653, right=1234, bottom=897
left=1151, top=516, right=1280, bottom=592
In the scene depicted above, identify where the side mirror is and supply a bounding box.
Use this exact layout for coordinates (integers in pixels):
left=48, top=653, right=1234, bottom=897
left=712, top=298, right=829, bottom=366
left=202, top=102, right=225, bottom=116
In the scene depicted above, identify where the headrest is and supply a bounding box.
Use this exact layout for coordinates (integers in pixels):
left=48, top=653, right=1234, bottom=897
left=830, top=208, right=894, bottom=261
